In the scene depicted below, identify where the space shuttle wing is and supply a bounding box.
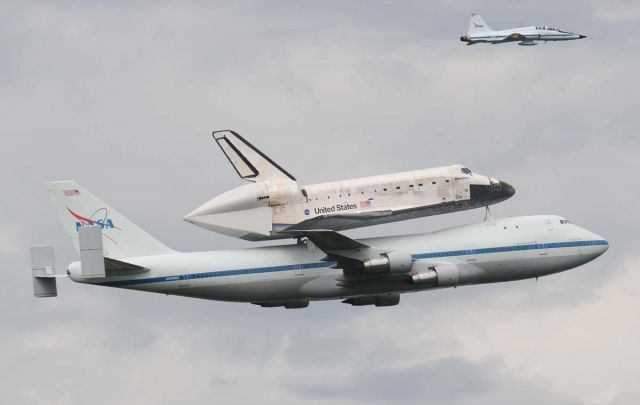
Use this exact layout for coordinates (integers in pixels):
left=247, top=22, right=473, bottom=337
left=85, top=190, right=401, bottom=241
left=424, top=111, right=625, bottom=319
left=284, top=211, right=393, bottom=234
left=213, top=130, right=296, bottom=183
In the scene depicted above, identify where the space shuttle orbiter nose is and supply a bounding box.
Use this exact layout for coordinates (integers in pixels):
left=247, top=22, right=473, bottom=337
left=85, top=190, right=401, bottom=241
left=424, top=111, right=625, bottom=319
left=470, top=179, right=515, bottom=205
left=184, top=131, right=516, bottom=241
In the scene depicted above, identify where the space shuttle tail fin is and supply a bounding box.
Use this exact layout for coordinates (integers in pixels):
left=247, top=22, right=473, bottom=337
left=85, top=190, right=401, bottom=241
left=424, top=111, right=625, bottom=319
left=44, top=181, right=175, bottom=259
left=212, top=130, right=297, bottom=183
left=468, top=13, right=492, bottom=34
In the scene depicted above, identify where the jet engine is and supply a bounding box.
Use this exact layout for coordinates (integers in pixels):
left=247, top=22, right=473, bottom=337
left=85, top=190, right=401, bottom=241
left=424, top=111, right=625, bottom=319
left=361, top=251, right=413, bottom=274
left=410, top=261, right=460, bottom=287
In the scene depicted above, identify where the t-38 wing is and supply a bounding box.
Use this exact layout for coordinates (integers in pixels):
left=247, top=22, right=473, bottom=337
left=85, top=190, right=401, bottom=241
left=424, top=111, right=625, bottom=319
left=212, top=130, right=296, bottom=183
left=501, top=32, right=535, bottom=45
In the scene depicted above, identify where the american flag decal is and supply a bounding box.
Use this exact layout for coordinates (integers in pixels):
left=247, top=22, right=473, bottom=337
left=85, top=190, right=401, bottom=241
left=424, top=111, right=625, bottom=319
left=63, top=189, right=80, bottom=196
left=359, top=200, right=372, bottom=208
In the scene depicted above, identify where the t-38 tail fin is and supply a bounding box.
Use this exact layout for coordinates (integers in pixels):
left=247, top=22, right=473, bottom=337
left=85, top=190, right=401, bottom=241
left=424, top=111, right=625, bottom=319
left=45, top=181, right=175, bottom=259
left=468, top=13, right=492, bottom=35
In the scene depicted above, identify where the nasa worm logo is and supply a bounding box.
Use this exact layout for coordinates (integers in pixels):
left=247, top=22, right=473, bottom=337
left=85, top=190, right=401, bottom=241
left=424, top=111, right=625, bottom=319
left=66, top=206, right=121, bottom=244
left=304, top=209, right=310, bottom=215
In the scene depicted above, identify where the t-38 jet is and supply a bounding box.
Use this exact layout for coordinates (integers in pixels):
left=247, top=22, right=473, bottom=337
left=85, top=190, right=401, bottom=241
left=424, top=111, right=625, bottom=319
left=183, top=131, right=515, bottom=241
left=460, top=13, right=586, bottom=46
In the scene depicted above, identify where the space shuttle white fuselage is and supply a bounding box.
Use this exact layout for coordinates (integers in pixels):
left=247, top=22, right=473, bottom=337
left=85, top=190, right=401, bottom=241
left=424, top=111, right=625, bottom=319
left=184, top=131, right=515, bottom=241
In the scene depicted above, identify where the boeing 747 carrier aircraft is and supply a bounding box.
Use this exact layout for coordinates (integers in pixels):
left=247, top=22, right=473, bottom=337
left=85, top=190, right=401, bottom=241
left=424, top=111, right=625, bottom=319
left=460, top=13, right=586, bottom=46
left=184, top=131, right=515, bottom=241
left=31, top=181, right=608, bottom=308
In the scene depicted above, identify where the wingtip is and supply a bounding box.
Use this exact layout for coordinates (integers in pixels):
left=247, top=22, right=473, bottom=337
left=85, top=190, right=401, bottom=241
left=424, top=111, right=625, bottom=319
left=212, top=129, right=235, bottom=139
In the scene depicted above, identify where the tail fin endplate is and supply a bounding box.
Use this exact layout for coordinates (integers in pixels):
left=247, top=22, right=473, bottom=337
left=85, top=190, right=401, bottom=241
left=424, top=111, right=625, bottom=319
left=45, top=181, right=174, bottom=259
left=31, top=245, right=58, bottom=297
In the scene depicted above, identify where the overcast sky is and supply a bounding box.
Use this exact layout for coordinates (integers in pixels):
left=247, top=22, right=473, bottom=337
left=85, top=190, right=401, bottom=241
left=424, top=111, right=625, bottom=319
left=1, top=1, right=639, bottom=404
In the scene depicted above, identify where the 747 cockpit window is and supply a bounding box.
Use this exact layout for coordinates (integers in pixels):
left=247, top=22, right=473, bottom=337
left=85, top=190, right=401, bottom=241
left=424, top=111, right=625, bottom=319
left=560, top=219, right=571, bottom=224
left=461, top=167, right=472, bottom=175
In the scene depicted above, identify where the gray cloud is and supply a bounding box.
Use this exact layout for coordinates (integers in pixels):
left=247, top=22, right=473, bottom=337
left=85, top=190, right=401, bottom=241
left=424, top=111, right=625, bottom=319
left=1, top=1, right=638, bottom=404
left=293, top=356, right=580, bottom=405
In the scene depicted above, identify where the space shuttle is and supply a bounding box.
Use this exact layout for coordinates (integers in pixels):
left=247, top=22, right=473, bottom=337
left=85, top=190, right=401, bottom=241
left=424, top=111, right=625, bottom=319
left=184, top=131, right=515, bottom=241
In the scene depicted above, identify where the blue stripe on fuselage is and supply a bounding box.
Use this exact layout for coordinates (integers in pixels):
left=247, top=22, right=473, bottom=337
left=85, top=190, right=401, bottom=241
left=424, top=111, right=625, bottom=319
left=470, top=33, right=572, bottom=41
left=98, top=240, right=608, bottom=287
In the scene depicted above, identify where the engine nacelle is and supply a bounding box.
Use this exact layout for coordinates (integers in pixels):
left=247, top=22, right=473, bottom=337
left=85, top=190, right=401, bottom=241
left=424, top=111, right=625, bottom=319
left=433, top=263, right=460, bottom=286
left=410, top=261, right=460, bottom=287
left=362, top=251, right=413, bottom=274
left=411, top=270, right=437, bottom=285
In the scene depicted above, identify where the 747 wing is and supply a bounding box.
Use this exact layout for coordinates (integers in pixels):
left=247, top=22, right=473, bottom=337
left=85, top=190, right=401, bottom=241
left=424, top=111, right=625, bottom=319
left=293, top=229, right=413, bottom=276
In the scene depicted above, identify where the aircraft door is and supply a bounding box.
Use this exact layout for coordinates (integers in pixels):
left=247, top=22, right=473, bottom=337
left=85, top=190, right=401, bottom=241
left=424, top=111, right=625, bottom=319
left=177, top=272, right=190, bottom=288
left=538, top=238, right=548, bottom=256
left=293, top=258, right=305, bottom=276
left=465, top=243, right=477, bottom=262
